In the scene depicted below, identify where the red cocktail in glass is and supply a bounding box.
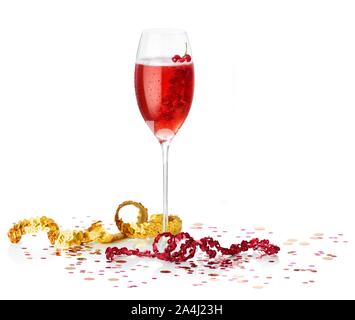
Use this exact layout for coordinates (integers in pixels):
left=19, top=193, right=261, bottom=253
left=134, top=29, right=194, bottom=232
left=135, top=62, right=194, bottom=142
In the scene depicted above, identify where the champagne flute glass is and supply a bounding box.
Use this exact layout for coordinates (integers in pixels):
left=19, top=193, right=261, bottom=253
left=134, top=29, right=194, bottom=232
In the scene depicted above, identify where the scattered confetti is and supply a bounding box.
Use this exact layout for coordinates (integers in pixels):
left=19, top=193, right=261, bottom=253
left=255, top=227, right=265, bottom=231
left=322, top=256, right=333, bottom=261
left=299, top=241, right=310, bottom=246
left=253, top=285, right=264, bottom=289
left=108, top=278, right=119, bottom=282
left=10, top=216, right=348, bottom=291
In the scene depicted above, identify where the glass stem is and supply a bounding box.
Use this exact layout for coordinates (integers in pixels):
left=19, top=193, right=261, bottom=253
left=161, top=141, right=170, bottom=233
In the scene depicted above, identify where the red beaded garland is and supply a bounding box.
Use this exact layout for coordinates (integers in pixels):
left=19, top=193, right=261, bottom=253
left=105, top=232, right=280, bottom=263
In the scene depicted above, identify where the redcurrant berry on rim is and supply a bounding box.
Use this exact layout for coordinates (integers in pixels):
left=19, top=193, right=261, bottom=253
left=172, top=55, right=180, bottom=62
left=184, top=54, right=192, bottom=62
left=178, top=58, right=185, bottom=63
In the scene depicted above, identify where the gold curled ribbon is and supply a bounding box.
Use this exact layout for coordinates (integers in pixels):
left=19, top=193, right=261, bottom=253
left=55, top=221, right=126, bottom=247
left=7, top=201, right=182, bottom=247
left=8, top=217, right=60, bottom=245
left=115, top=200, right=182, bottom=238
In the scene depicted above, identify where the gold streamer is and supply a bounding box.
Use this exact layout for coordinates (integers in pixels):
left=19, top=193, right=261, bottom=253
left=8, top=217, right=60, bottom=245
left=115, top=200, right=182, bottom=237
left=7, top=201, right=182, bottom=247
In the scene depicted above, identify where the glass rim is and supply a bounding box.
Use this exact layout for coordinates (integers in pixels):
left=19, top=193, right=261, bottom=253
left=141, top=28, right=187, bottom=35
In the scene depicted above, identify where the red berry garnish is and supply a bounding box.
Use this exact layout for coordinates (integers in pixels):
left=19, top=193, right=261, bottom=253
left=184, top=54, right=191, bottom=62
left=172, top=55, right=180, bottom=63
left=171, top=42, right=192, bottom=63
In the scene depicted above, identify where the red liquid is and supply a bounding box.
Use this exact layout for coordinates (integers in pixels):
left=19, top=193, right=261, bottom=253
left=134, top=62, right=194, bottom=142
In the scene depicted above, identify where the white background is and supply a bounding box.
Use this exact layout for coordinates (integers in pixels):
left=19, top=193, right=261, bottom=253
left=0, top=0, right=355, bottom=299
